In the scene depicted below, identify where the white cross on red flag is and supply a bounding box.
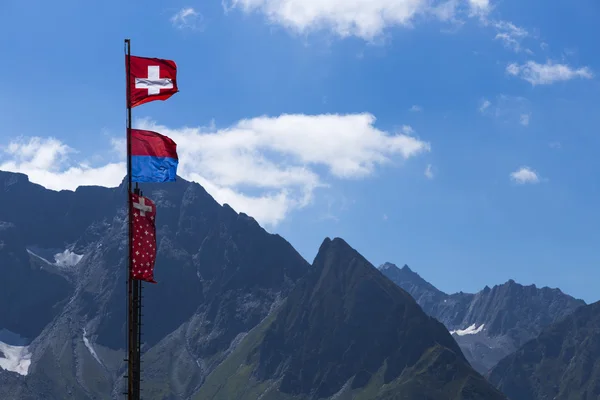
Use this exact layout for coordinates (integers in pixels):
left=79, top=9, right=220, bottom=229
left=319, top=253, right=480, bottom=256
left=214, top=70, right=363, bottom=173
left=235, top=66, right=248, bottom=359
left=128, top=55, right=178, bottom=108
left=130, top=192, right=158, bottom=283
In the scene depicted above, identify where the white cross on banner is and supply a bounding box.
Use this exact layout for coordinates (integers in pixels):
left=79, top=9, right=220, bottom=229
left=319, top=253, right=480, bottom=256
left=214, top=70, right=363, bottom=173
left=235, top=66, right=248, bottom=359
left=133, top=197, right=153, bottom=216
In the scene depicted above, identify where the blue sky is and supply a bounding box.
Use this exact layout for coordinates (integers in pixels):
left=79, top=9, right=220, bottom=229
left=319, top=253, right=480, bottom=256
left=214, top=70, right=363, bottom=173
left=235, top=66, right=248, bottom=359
left=1, top=0, right=599, bottom=303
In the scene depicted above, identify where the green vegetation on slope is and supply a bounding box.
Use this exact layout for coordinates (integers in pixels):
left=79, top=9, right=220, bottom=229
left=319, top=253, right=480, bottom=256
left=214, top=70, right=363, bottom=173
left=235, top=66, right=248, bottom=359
left=195, top=238, right=506, bottom=400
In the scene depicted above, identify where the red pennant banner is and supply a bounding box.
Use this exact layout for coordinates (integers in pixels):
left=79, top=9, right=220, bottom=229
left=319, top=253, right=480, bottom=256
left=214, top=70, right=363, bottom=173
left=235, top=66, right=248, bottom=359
left=130, top=192, right=158, bottom=283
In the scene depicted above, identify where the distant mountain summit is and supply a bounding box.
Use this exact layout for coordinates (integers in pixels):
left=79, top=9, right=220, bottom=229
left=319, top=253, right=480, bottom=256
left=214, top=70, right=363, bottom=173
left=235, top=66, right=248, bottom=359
left=379, top=262, right=585, bottom=373
left=379, top=262, right=446, bottom=311
left=196, top=238, right=507, bottom=400
left=488, top=300, right=600, bottom=400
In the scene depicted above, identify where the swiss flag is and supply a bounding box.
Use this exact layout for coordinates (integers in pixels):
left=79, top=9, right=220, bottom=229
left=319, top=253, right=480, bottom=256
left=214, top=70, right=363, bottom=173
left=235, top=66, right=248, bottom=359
left=130, top=192, right=158, bottom=283
left=128, top=55, right=178, bottom=108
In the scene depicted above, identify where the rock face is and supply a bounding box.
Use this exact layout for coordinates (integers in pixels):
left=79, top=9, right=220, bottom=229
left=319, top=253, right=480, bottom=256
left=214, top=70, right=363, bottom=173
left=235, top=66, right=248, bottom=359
left=379, top=262, right=585, bottom=373
left=487, top=300, right=600, bottom=400
left=0, top=171, right=309, bottom=399
left=195, top=238, right=507, bottom=400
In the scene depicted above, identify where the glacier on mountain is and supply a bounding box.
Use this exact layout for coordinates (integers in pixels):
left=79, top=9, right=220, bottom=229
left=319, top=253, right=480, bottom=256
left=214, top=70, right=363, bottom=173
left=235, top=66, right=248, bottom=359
left=82, top=328, right=103, bottom=366
left=0, top=329, right=31, bottom=376
left=450, top=323, right=485, bottom=336
left=26, top=247, right=83, bottom=268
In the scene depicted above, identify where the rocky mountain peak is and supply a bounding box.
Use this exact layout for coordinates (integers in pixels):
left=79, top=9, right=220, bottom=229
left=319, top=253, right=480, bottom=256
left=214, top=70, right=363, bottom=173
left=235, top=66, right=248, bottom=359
left=378, top=261, right=398, bottom=271
left=379, top=262, right=586, bottom=374
left=196, top=237, right=506, bottom=400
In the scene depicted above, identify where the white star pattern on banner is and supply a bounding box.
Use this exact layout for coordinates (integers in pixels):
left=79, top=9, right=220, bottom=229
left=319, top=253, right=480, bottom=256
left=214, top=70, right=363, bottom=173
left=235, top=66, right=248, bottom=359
left=130, top=192, right=158, bottom=283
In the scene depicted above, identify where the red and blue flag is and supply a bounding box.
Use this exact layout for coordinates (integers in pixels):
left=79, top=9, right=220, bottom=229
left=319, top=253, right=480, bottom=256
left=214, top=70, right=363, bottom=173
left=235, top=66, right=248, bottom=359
left=131, top=129, right=178, bottom=183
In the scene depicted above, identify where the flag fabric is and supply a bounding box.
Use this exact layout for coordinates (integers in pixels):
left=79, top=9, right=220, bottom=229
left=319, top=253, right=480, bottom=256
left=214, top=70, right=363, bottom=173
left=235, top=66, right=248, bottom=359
left=130, top=192, right=158, bottom=283
left=131, top=129, right=178, bottom=183
left=128, top=55, right=178, bottom=108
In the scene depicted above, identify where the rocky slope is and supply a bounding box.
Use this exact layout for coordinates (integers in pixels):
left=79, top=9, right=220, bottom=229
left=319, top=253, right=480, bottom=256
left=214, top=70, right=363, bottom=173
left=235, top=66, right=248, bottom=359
left=195, top=238, right=507, bottom=400
left=379, top=262, right=585, bottom=373
left=0, top=171, right=309, bottom=399
left=488, top=300, right=600, bottom=400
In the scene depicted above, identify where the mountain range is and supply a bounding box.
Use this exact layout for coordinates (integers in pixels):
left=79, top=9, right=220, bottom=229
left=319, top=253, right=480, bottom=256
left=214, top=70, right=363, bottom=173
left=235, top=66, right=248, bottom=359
left=378, top=262, right=586, bottom=374
left=0, top=171, right=503, bottom=399
left=0, top=169, right=597, bottom=400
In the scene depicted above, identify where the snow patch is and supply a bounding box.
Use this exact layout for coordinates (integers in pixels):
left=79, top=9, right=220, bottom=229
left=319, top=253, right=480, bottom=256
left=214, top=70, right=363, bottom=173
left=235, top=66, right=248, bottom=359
left=54, top=249, right=83, bottom=268
left=26, top=247, right=83, bottom=268
left=450, top=323, right=485, bottom=336
left=26, top=249, right=52, bottom=265
left=0, top=330, right=31, bottom=376
left=82, top=328, right=102, bottom=366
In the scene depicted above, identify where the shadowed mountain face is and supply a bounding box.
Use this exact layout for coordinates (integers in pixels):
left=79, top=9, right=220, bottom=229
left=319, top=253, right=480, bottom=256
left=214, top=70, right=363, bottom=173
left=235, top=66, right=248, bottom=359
left=195, top=238, right=507, bottom=400
left=0, top=171, right=309, bottom=399
left=488, top=300, right=600, bottom=400
left=0, top=221, right=72, bottom=342
left=379, top=262, right=585, bottom=373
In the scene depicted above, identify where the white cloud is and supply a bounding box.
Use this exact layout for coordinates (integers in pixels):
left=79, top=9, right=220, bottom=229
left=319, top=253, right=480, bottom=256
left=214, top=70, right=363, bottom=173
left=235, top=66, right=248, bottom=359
left=171, top=7, right=203, bottom=30
left=5, top=137, right=72, bottom=170
left=0, top=137, right=124, bottom=191
left=410, top=105, right=423, bottom=112
left=1, top=114, right=430, bottom=227
left=479, top=99, right=491, bottom=113
left=510, top=166, right=540, bottom=184
left=431, top=0, right=461, bottom=22
left=506, top=61, right=593, bottom=85
left=468, top=0, right=491, bottom=17
left=223, top=0, right=493, bottom=41
left=424, top=164, right=434, bottom=179
left=493, top=21, right=528, bottom=53
left=519, top=113, right=530, bottom=126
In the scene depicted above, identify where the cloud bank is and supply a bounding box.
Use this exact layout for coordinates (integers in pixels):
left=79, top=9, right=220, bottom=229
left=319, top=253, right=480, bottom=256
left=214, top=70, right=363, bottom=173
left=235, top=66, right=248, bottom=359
left=0, top=113, right=430, bottom=227
left=223, top=0, right=493, bottom=41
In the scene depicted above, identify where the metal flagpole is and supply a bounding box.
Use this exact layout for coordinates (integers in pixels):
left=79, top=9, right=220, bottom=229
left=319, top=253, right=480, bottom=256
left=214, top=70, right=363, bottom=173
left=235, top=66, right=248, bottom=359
left=124, top=38, right=142, bottom=400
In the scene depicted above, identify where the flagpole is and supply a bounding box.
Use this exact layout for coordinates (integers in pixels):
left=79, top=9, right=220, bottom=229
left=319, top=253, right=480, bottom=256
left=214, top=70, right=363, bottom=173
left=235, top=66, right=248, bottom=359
left=125, top=37, right=133, bottom=400
left=124, top=38, right=141, bottom=400
left=123, top=40, right=177, bottom=399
